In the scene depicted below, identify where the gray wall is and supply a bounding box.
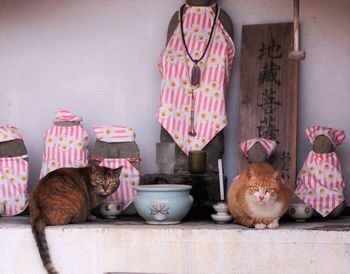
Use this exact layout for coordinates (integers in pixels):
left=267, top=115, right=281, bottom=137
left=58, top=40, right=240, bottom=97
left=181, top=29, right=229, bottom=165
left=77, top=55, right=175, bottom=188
left=0, top=0, right=349, bottom=203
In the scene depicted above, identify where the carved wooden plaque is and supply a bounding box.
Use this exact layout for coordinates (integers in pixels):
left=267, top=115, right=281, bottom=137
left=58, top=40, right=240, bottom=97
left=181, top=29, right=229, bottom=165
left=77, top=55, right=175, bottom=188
left=239, top=23, right=298, bottom=188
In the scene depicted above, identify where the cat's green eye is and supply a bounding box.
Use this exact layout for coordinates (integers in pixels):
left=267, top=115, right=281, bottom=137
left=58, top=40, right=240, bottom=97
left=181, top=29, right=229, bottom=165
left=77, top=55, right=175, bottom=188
left=266, top=188, right=272, bottom=193
left=252, top=186, right=259, bottom=191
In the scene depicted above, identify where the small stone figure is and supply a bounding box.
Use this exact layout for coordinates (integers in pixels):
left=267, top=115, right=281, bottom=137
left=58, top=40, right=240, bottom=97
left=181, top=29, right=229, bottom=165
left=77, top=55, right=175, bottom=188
left=240, top=138, right=277, bottom=163
left=295, top=126, right=346, bottom=217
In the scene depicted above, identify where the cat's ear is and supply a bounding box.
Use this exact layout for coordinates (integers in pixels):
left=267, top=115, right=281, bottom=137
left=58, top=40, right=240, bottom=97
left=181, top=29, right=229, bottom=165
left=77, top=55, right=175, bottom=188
left=91, top=163, right=101, bottom=173
left=248, top=167, right=257, bottom=178
left=111, top=166, right=123, bottom=177
left=272, top=170, right=281, bottom=180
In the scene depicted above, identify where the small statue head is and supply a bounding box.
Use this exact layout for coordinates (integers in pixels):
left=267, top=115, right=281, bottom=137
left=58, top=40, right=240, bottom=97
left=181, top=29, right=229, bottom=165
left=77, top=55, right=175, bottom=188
left=306, top=126, right=345, bottom=154
left=240, top=138, right=276, bottom=163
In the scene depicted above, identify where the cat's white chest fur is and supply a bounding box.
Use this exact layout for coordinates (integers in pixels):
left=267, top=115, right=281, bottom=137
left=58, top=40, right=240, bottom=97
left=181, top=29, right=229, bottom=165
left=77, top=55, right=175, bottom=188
left=245, top=193, right=283, bottom=218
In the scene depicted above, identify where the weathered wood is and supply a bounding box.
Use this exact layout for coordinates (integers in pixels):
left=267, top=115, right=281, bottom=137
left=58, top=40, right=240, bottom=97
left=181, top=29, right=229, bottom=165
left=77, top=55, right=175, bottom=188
left=239, top=23, right=298, bottom=188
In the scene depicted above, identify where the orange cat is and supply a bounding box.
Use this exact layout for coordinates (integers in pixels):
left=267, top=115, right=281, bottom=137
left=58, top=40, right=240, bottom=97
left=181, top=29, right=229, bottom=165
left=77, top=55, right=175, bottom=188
left=227, top=162, right=292, bottom=229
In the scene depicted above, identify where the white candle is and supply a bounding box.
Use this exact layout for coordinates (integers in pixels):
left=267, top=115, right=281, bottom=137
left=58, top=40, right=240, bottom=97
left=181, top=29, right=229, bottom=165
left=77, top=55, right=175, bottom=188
left=218, top=159, right=224, bottom=201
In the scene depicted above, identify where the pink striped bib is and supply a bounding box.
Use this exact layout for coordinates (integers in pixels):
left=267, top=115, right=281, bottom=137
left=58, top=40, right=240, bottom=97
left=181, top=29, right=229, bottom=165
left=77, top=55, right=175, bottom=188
left=40, top=125, right=89, bottom=178
left=0, top=156, right=28, bottom=216
left=295, top=151, right=344, bottom=217
left=157, top=5, right=235, bottom=155
left=99, top=158, right=139, bottom=210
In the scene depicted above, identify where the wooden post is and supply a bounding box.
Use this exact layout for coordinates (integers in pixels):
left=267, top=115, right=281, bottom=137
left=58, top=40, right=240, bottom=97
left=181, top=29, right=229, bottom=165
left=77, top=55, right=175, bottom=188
left=239, top=23, right=298, bottom=189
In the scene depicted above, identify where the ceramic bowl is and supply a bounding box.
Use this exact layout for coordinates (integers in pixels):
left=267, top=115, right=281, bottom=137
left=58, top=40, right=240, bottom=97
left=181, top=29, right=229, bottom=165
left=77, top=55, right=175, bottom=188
left=133, top=184, right=193, bottom=225
left=288, top=203, right=313, bottom=222
left=211, top=213, right=232, bottom=224
left=100, top=201, right=123, bottom=219
left=0, top=203, right=4, bottom=216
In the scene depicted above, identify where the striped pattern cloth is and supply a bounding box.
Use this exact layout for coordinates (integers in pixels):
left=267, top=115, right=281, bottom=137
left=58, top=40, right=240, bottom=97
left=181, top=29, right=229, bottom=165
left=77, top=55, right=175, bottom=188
left=295, top=151, right=344, bottom=217
left=54, top=108, right=82, bottom=123
left=306, top=126, right=345, bottom=147
left=157, top=5, right=235, bottom=155
left=93, top=125, right=135, bottom=143
left=40, top=125, right=89, bottom=178
left=240, top=138, right=276, bottom=157
left=0, top=125, right=22, bottom=142
left=0, top=156, right=28, bottom=216
left=99, top=158, right=139, bottom=210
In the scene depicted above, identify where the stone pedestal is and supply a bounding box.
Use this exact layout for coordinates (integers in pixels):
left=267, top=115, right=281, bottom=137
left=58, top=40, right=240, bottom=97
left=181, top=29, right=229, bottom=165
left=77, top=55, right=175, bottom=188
left=140, top=173, right=227, bottom=219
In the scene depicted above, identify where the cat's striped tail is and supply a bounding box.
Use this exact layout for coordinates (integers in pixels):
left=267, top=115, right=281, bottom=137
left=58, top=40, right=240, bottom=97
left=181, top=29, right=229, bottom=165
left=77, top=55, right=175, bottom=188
left=30, top=199, right=60, bottom=274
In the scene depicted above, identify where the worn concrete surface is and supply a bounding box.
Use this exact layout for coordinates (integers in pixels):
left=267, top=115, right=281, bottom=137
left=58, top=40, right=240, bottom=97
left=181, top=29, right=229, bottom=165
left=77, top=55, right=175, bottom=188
left=0, top=216, right=349, bottom=274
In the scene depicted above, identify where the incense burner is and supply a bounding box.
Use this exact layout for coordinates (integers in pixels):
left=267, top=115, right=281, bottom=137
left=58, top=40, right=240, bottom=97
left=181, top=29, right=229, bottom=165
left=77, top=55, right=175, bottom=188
left=133, top=184, right=193, bottom=225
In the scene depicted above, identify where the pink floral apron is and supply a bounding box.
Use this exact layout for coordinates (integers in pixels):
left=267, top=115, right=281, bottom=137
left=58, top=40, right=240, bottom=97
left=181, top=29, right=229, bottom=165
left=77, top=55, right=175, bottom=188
left=295, top=151, right=344, bottom=217
left=40, top=109, right=89, bottom=178
left=0, top=125, right=28, bottom=216
left=295, top=126, right=346, bottom=217
left=157, top=4, right=235, bottom=155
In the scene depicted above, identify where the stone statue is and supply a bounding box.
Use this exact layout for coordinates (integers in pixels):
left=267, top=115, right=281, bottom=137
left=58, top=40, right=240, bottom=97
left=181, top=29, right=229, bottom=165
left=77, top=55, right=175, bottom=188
left=158, top=0, right=234, bottom=173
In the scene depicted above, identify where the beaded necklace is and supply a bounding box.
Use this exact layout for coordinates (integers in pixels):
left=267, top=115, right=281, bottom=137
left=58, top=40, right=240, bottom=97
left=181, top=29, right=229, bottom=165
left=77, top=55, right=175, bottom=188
left=179, top=4, right=220, bottom=137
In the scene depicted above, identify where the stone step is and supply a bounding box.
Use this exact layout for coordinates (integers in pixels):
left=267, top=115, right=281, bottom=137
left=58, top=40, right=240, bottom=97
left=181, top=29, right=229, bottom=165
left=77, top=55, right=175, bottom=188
left=0, top=216, right=349, bottom=274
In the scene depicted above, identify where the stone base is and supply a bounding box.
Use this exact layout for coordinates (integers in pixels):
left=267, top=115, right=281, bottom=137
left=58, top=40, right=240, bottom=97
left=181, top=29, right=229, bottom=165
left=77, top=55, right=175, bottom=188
left=140, top=173, right=227, bottom=219
left=1, top=216, right=350, bottom=274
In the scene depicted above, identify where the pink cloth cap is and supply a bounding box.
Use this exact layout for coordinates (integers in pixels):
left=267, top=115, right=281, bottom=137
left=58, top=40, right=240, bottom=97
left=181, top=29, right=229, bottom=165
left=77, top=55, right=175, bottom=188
left=54, top=108, right=82, bottom=123
left=93, top=125, right=135, bottom=143
left=240, top=138, right=276, bottom=157
left=306, top=126, right=345, bottom=147
left=0, top=125, right=23, bottom=142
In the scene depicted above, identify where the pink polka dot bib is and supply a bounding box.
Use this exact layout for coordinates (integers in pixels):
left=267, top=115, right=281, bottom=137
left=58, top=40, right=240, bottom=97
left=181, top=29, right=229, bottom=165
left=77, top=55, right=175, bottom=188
left=157, top=5, right=235, bottom=155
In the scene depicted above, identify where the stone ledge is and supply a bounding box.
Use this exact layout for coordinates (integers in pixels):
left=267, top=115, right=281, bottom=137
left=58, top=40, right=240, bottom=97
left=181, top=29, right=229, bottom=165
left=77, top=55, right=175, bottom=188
left=0, top=217, right=350, bottom=274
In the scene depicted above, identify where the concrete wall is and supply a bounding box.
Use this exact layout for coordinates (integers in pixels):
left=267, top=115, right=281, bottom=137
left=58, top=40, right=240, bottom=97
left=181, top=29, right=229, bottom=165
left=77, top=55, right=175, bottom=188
left=0, top=0, right=349, bottom=202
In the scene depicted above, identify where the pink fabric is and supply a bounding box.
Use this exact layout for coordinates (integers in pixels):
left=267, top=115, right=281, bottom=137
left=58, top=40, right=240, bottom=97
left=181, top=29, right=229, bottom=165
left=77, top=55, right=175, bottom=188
left=98, top=158, right=140, bottom=210
left=0, top=156, right=28, bottom=216
left=0, top=125, right=23, bottom=142
left=306, top=126, right=345, bottom=147
left=157, top=5, right=235, bottom=155
left=54, top=108, right=83, bottom=123
left=295, top=151, right=344, bottom=217
left=40, top=125, right=89, bottom=178
left=239, top=138, right=276, bottom=157
left=93, top=125, right=135, bottom=143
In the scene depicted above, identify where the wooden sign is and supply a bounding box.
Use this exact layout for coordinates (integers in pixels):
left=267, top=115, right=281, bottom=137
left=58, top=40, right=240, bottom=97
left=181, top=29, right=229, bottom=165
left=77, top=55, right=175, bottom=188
left=239, top=23, right=298, bottom=188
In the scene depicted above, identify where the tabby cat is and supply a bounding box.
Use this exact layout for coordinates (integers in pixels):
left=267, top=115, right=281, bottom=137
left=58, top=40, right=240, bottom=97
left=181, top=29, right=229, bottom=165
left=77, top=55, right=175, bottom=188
left=29, top=164, right=122, bottom=274
left=227, top=162, right=292, bottom=229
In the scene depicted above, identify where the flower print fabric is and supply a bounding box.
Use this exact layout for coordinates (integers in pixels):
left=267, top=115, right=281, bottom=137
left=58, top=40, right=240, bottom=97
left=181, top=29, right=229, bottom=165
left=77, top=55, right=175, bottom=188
left=40, top=109, right=89, bottom=178
left=295, top=126, right=346, bottom=217
left=93, top=125, right=135, bottom=143
left=0, top=156, right=29, bottom=216
left=54, top=108, right=83, bottom=123
left=157, top=5, right=235, bottom=155
left=0, top=125, right=23, bottom=142
left=306, top=125, right=345, bottom=147
left=0, top=125, right=28, bottom=216
left=239, top=138, right=276, bottom=157
left=99, top=158, right=139, bottom=211
left=295, top=151, right=344, bottom=217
